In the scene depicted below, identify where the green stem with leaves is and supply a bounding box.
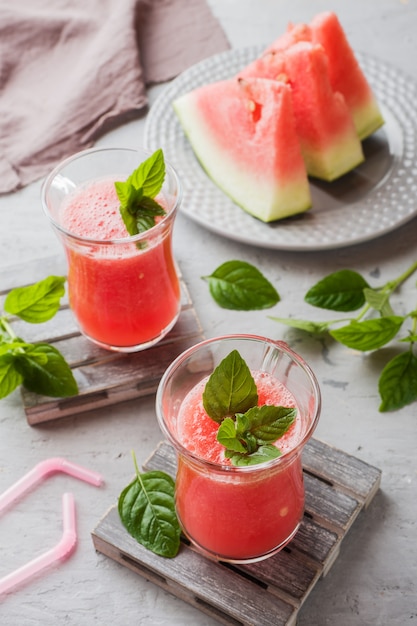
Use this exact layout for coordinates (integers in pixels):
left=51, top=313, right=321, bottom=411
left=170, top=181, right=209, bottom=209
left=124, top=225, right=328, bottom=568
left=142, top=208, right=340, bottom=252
left=271, top=260, right=417, bottom=413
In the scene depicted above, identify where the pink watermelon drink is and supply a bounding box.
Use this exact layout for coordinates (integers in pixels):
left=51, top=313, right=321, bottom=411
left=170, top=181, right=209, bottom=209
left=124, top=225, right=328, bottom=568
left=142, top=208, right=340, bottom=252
left=42, top=148, right=182, bottom=352
left=156, top=335, right=321, bottom=563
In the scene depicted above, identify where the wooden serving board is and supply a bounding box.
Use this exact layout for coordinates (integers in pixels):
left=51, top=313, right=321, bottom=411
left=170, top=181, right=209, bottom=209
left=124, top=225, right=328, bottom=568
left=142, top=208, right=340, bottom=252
left=0, top=256, right=204, bottom=425
left=92, top=438, right=382, bottom=626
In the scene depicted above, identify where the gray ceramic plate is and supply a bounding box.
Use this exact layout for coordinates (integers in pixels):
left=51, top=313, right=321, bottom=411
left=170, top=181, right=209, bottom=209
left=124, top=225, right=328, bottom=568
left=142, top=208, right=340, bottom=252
left=144, top=46, right=417, bottom=251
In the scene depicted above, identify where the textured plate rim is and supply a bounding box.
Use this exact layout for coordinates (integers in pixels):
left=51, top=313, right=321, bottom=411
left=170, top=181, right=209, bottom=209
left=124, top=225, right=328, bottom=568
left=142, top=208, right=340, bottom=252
left=144, top=47, right=417, bottom=251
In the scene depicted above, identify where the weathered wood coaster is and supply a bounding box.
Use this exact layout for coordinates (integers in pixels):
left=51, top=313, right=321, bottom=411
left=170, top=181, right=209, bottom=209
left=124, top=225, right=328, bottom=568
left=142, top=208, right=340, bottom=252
left=0, top=256, right=204, bottom=425
left=91, top=438, right=382, bottom=626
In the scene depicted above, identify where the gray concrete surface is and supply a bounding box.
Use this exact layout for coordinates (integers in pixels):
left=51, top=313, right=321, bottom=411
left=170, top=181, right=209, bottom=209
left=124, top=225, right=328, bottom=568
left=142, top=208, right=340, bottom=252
left=1, top=1, right=416, bottom=624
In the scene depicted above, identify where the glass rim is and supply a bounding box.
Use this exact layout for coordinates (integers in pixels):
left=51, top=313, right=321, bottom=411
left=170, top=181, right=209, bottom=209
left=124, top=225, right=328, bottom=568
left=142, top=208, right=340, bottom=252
left=40, top=146, right=182, bottom=245
left=155, top=333, right=322, bottom=474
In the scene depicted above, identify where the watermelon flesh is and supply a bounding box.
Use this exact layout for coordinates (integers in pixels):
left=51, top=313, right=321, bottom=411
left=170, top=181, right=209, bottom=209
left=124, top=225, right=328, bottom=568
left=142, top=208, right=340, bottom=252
left=265, top=12, right=384, bottom=140
left=309, top=12, right=384, bottom=140
left=173, top=77, right=312, bottom=222
left=240, top=41, right=365, bottom=181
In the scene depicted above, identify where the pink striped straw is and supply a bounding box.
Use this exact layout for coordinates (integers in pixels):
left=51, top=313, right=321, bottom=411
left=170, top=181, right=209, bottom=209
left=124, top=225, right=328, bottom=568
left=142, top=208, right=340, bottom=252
left=0, top=457, right=104, bottom=513
left=0, top=458, right=104, bottom=596
left=0, top=492, right=77, bottom=595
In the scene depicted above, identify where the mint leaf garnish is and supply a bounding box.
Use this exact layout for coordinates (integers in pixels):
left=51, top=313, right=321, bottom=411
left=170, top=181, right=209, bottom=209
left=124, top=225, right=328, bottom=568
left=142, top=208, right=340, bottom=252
left=202, top=349, right=258, bottom=423
left=203, top=260, right=280, bottom=310
left=0, top=276, right=78, bottom=400
left=203, top=350, right=296, bottom=466
left=118, top=452, right=181, bottom=558
left=115, top=148, right=166, bottom=236
left=226, top=444, right=282, bottom=467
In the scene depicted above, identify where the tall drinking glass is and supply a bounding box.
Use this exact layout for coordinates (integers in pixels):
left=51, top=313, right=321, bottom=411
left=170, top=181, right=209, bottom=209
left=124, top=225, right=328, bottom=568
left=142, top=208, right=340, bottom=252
left=156, top=334, right=321, bottom=564
left=41, top=147, right=182, bottom=352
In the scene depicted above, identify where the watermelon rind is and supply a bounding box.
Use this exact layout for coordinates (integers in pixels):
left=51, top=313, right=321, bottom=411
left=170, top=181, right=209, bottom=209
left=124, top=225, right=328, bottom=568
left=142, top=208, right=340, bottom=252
left=173, top=83, right=312, bottom=223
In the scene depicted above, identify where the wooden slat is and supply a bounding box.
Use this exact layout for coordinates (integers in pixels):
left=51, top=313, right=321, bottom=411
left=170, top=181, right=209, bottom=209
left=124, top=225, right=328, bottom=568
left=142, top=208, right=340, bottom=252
left=302, top=437, right=382, bottom=506
left=91, top=438, right=381, bottom=626
left=0, top=257, right=205, bottom=425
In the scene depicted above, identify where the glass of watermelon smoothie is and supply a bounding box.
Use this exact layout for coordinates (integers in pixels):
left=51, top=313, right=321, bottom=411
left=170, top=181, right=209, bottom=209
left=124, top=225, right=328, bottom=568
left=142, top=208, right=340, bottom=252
left=156, top=334, right=321, bottom=564
left=41, top=147, right=182, bottom=352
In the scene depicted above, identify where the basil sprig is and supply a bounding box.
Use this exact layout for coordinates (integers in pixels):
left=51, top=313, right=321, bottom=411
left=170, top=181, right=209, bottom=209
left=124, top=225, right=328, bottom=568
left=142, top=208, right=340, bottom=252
left=0, top=276, right=78, bottom=399
left=203, top=350, right=296, bottom=466
left=271, top=261, right=417, bottom=412
left=115, top=148, right=166, bottom=236
left=118, top=452, right=181, bottom=558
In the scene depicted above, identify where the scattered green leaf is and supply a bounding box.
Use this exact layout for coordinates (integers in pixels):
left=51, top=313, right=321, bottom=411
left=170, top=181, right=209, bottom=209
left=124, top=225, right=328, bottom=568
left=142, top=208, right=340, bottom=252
left=272, top=260, right=417, bottom=412
left=269, top=316, right=331, bottom=334
left=202, top=260, right=279, bottom=310
left=13, top=343, right=78, bottom=397
left=304, top=269, right=370, bottom=311
left=330, top=316, right=404, bottom=351
left=379, top=350, right=417, bottom=412
left=4, top=275, right=66, bottom=323
left=0, top=277, right=78, bottom=400
left=118, top=452, right=180, bottom=558
left=0, top=354, right=23, bottom=399
left=363, top=288, right=395, bottom=316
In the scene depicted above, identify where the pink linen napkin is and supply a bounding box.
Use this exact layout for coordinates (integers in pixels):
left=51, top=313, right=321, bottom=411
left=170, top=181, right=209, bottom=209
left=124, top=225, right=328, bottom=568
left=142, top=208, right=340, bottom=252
left=0, top=0, right=229, bottom=193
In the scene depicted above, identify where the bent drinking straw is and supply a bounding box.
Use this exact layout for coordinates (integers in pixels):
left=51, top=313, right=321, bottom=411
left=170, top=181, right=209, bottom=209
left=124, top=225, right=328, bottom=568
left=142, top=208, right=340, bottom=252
left=0, top=459, right=103, bottom=595
left=0, top=457, right=104, bottom=513
left=0, top=492, right=77, bottom=595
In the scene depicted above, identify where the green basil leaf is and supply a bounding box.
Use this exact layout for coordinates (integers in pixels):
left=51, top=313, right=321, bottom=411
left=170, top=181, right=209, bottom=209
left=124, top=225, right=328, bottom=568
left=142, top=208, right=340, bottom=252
left=4, top=276, right=66, bottom=323
left=270, top=316, right=331, bottom=334
left=127, top=148, right=165, bottom=198
left=14, top=343, right=78, bottom=397
left=135, top=197, right=166, bottom=234
left=116, top=149, right=166, bottom=237
left=202, top=349, right=258, bottom=423
left=217, top=417, right=248, bottom=453
left=119, top=204, right=139, bottom=236
left=330, top=316, right=404, bottom=351
left=114, top=181, right=133, bottom=209
left=118, top=470, right=180, bottom=558
left=203, top=260, right=280, bottom=311
left=227, top=444, right=281, bottom=467
left=363, top=288, right=394, bottom=316
left=137, top=196, right=167, bottom=216
left=400, top=334, right=417, bottom=343
left=378, top=350, right=417, bottom=412
left=0, top=354, right=23, bottom=399
left=236, top=405, right=296, bottom=444
left=0, top=340, right=28, bottom=356
left=305, top=269, right=370, bottom=311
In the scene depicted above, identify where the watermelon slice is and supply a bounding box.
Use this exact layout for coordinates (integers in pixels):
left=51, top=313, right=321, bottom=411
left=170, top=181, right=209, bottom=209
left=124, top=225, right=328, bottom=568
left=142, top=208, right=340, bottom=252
left=240, top=41, right=365, bottom=181
left=173, top=77, right=311, bottom=222
left=309, top=12, right=384, bottom=140
left=265, top=12, right=384, bottom=140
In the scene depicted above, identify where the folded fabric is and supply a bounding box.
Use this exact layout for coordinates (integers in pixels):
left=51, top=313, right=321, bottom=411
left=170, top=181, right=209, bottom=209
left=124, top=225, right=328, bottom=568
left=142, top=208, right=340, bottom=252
left=0, top=0, right=229, bottom=193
